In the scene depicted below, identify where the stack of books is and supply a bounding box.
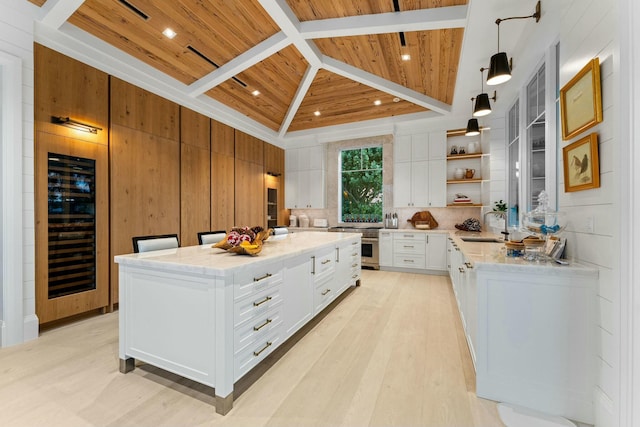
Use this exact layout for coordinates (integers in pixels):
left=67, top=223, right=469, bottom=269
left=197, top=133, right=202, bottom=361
left=453, top=194, right=472, bottom=204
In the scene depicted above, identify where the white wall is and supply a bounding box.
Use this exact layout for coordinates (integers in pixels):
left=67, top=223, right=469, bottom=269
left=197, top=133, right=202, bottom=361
left=0, top=0, right=37, bottom=346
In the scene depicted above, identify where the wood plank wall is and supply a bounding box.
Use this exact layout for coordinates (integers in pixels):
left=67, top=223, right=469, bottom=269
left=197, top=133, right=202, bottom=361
left=35, top=46, right=285, bottom=318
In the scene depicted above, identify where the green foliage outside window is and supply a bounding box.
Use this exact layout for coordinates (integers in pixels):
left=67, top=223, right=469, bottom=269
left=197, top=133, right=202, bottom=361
left=340, top=147, right=383, bottom=222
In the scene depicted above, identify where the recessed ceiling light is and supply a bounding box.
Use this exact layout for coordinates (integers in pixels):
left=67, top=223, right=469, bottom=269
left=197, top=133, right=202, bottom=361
left=401, top=54, right=411, bottom=61
left=393, top=97, right=401, bottom=103
left=162, top=28, right=177, bottom=39
left=374, top=100, right=382, bottom=106
left=251, top=90, right=260, bottom=96
left=314, top=110, right=321, bottom=116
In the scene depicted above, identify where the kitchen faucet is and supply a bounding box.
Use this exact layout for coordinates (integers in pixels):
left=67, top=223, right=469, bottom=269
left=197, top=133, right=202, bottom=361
left=484, top=211, right=509, bottom=241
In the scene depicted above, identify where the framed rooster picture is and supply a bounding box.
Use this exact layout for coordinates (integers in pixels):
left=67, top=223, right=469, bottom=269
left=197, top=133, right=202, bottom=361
left=562, top=132, right=600, bottom=192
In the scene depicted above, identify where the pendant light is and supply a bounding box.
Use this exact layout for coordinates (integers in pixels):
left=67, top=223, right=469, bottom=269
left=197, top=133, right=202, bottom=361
left=465, top=98, right=480, bottom=136
left=487, top=1, right=541, bottom=86
left=473, top=68, right=497, bottom=117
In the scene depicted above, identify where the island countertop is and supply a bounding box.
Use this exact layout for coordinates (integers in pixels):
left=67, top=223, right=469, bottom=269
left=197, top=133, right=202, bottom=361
left=115, top=231, right=360, bottom=276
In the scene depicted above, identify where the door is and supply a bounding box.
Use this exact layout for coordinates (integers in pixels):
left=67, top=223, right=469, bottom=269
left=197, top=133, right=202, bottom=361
left=35, top=132, right=109, bottom=324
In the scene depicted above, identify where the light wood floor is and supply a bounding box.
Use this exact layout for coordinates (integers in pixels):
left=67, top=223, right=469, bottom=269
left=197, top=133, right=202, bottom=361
left=0, top=270, right=504, bottom=427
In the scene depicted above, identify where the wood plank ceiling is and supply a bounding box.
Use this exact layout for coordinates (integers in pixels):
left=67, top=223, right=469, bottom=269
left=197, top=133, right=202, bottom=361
left=29, top=0, right=468, bottom=136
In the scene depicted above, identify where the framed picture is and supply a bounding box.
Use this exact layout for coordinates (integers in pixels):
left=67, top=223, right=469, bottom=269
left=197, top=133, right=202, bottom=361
left=560, top=57, right=603, bottom=140
left=562, top=132, right=600, bottom=192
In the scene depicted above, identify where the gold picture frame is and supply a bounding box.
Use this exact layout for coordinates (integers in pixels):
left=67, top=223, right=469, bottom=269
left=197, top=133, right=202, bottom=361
left=560, top=57, right=603, bottom=140
left=562, top=132, right=600, bottom=192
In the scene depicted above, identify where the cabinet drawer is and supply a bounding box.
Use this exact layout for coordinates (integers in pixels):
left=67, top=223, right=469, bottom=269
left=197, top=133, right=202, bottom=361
left=234, top=327, right=283, bottom=380
left=393, top=240, right=426, bottom=255
left=313, top=249, right=335, bottom=276
left=394, top=232, right=426, bottom=241
left=314, top=270, right=335, bottom=313
left=393, top=254, right=426, bottom=269
left=234, top=285, right=283, bottom=328
left=234, top=305, right=283, bottom=353
left=234, top=263, right=283, bottom=301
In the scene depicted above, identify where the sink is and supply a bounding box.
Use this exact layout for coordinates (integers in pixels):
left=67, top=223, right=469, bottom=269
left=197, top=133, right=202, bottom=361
left=459, top=236, right=504, bottom=243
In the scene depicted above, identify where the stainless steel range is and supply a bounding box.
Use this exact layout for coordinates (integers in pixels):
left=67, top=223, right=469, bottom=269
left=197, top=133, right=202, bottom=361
left=328, top=226, right=381, bottom=270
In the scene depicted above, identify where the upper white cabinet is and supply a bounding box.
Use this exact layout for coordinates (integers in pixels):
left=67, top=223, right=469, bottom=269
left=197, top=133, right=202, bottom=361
left=285, top=145, right=326, bottom=209
left=393, top=131, right=446, bottom=208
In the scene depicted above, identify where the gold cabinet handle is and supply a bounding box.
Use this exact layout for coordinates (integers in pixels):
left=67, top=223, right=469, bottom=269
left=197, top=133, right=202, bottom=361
left=321, top=259, right=331, bottom=265
left=403, top=245, right=414, bottom=248
left=464, top=262, right=473, bottom=268
left=352, top=274, right=359, bottom=279
left=311, top=256, right=316, bottom=274
left=253, top=341, right=272, bottom=357
left=458, top=267, right=465, bottom=273
left=352, top=252, right=358, bottom=256
left=351, top=263, right=358, bottom=267
left=321, top=289, right=331, bottom=296
left=352, top=241, right=358, bottom=245
left=253, top=318, right=272, bottom=331
left=253, top=296, right=272, bottom=307
left=404, top=259, right=414, bottom=263
left=253, top=273, right=272, bottom=282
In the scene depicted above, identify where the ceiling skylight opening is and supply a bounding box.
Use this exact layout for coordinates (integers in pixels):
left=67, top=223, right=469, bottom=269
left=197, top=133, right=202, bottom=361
left=251, top=90, right=260, bottom=96
left=314, top=111, right=321, bottom=116
left=374, top=100, right=382, bottom=106
left=162, top=28, right=177, bottom=39
left=401, top=54, right=411, bottom=61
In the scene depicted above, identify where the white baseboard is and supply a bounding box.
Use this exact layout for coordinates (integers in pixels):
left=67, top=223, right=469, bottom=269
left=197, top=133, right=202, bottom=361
left=23, top=314, right=39, bottom=342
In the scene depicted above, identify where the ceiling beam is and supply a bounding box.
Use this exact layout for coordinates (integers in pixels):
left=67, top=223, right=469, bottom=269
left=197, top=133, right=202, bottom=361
left=278, top=64, right=319, bottom=137
left=322, top=56, right=452, bottom=115
left=39, top=0, right=85, bottom=29
left=256, top=0, right=323, bottom=68
left=187, top=32, right=291, bottom=97
left=299, top=5, right=468, bottom=39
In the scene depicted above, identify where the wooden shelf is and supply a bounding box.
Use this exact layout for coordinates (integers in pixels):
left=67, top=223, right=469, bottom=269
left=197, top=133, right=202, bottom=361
left=447, top=178, right=483, bottom=184
left=446, top=153, right=484, bottom=160
left=447, top=203, right=483, bottom=207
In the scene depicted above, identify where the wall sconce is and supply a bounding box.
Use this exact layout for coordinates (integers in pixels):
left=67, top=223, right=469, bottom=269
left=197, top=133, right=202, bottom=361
left=487, top=0, right=541, bottom=86
left=465, top=98, right=480, bottom=136
left=51, top=116, right=102, bottom=134
left=474, top=68, right=498, bottom=117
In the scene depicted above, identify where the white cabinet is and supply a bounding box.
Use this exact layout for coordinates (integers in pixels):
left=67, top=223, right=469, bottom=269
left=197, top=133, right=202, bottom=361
left=312, top=247, right=336, bottom=314
left=379, top=230, right=393, bottom=267
left=425, top=233, right=447, bottom=270
left=283, top=254, right=313, bottom=337
left=336, top=240, right=360, bottom=295
left=393, top=232, right=426, bottom=269
left=285, top=145, right=326, bottom=209
left=393, top=132, right=446, bottom=208
left=382, top=231, right=447, bottom=273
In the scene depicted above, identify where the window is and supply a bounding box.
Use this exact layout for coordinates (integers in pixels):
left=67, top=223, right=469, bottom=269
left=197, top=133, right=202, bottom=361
left=340, top=147, right=383, bottom=222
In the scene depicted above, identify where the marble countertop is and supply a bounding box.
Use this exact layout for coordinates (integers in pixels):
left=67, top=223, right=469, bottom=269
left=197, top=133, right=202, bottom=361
left=448, top=231, right=598, bottom=275
left=114, top=231, right=360, bottom=276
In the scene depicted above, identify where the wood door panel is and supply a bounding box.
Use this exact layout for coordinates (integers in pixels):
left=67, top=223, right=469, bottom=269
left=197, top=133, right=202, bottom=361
left=34, top=44, right=109, bottom=146
left=264, top=143, right=284, bottom=176
left=212, top=119, right=235, bottom=157
left=35, top=132, right=109, bottom=324
left=110, top=124, right=180, bottom=303
left=211, top=153, right=235, bottom=231
left=181, top=144, right=211, bottom=247
left=110, top=77, right=179, bottom=140
left=235, top=159, right=264, bottom=228
left=234, top=130, right=264, bottom=165
left=181, top=107, right=211, bottom=150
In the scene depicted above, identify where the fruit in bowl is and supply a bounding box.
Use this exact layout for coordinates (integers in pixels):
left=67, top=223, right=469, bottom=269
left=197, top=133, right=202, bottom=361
left=213, top=226, right=272, bottom=256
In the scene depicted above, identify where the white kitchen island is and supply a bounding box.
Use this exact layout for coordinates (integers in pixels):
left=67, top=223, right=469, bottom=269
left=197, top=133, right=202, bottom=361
left=114, top=231, right=361, bottom=415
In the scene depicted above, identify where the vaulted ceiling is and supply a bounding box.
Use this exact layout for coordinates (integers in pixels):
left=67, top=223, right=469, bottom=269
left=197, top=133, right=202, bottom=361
left=28, top=0, right=472, bottom=138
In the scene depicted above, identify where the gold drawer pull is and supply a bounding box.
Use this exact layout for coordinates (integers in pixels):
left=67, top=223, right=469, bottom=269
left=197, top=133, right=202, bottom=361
left=403, top=245, right=414, bottom=248
left=458, top=267, right=465, bottom=273
left=253, top=273, right=272, bottom=282
left=253, top=296, right=272, bottom=307
left=464, top=262, right=473, bottom=268
left=253, top=341, right=272, bottom=357
left=404, top=259, right=414, bottom=262
left=351, top=263, right=358, bottom=267
left=352, top=252, right=358, bottom=256
left=321, top=289, right=331, bottom=296
left=352, top=241, right=358, bottom=245
left=321, top=259, right=331, bottom=265
left=455, top=247, right=460, bottom=251
left=352, top=274, right=359, bottom=279
left=253, top=318, right=272, bottom=331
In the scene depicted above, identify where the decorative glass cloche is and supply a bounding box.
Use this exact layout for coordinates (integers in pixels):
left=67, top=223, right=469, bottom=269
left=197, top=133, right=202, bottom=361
left=521, top=191, right=567, bottom=237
